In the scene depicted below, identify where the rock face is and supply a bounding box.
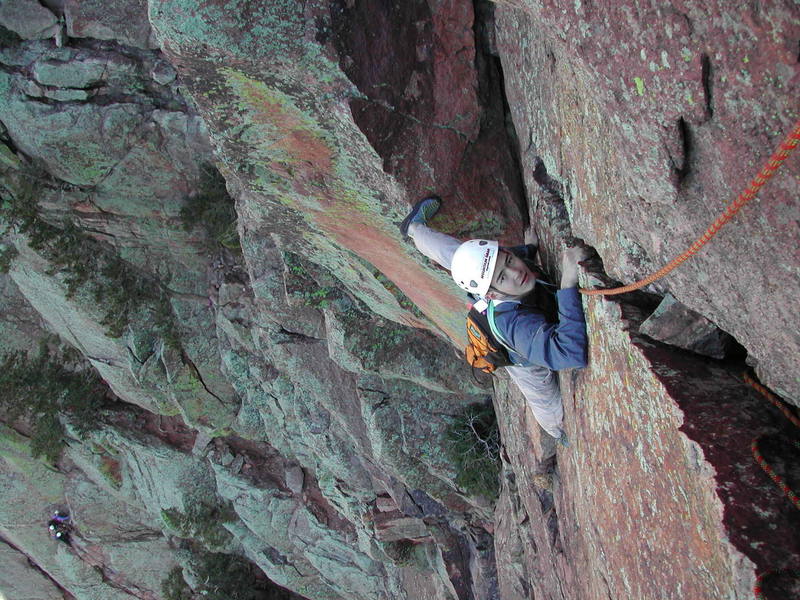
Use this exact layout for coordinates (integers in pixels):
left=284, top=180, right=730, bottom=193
left=493, top=0, right=800, bottom=404
left=639, top=293, right=733, bottom=358
left=0, top=0, right=60, bottom=40
left=1, top=1, right=798, bottom=600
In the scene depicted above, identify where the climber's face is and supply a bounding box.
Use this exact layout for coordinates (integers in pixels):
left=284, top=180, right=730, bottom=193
left=486, top=250, right=536, bottom=300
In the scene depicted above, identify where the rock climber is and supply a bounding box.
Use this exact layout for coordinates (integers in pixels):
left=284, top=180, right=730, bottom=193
left=400, top=195, right=590, bottom=444
left=47, top=510, right=72, bottom=545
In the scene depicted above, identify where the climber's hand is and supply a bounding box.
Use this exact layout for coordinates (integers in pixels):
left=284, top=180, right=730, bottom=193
left=560, top=245, right=591, bottom=289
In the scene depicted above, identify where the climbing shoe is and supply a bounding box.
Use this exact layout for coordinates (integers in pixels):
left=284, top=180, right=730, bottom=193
left=400, top=195, right=441, bottom=239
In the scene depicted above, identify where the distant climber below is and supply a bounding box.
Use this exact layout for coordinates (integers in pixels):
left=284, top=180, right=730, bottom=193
left=47, top=510, right=72, bottom=545
left=400, top=195, right=590, bottom=444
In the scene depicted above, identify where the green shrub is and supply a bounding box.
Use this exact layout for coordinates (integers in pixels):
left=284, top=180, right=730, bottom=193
left=0, top=244, right=18, bottom=273
left=194, top=552, right=259, bottom=600
left=160, top=552, right=261, bottom=600
left=161, top=499, right=237, bottom=549
left=0, top=172, right=181, bottom=348
left=445, top=402, right=501, bottom=501
left=0, top=342, right=106, bottom=462
left=162, top=566, right=192, bottom=600
left=180, top=164, right=240, bottom=251
left=381, top=540, right=423, bottom=567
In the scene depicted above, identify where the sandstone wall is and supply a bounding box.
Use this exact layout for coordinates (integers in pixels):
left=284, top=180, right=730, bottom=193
left=1, top=1, right=798, bottom=599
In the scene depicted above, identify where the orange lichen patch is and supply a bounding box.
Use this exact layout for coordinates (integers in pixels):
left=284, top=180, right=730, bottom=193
left=99, top=455, right=122, bottom=487
left=226, top=71, right=335, bottom=183
left=222, top=69, right=466, bottom=342
left=317, top=212, right=466, bottom=344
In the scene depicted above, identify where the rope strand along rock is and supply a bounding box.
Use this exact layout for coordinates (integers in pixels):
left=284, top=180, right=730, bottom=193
left=580, top=119, right=800, bottom=296
left=745, top=374, right=800, bottom=598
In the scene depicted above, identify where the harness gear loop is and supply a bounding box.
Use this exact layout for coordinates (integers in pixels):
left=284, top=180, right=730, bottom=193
left=580, top=119, right=800, bottom=296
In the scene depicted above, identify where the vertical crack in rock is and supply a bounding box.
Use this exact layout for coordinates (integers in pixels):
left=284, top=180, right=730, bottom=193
left=701, top=53, right=714, bottom=120
left=674, top=116, right=692, bottom=184
left=531, top=158, right=568, bottom=213
left=183, top=355, right=226, bottom=406
left=473, top=0, right=529, bottom=231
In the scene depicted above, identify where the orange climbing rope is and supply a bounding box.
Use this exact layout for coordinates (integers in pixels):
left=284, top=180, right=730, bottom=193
left=744, top=374, right=800, bottom=599
left=743, top=373, right=800, bottom=429
left=580, top=119, right=800, bottom=296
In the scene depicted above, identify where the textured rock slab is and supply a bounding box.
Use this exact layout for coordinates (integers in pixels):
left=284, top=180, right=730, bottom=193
left=0, top=273, right=49, bottom=353
left=64, top=0, right=157, bottom=49
left=372, top=513, right=431, bottom=542
left=0, top=539, right=65, bottom=600
left=0, top=426, right=176, bottom=600
left=0, top=0, right=59, bottom=40
left=146, top=0, right=530, bottom=346
left=492, top=369, right=567, bottom=600
left=491, top=258, right=799, bottom=600
left=554, top=293, right=798, bottom=599
left=494, top=1, right=800, bottom=403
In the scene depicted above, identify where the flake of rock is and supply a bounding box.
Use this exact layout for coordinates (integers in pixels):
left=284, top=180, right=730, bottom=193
left=191, top=430, right=213, bottom=456
left=285, top=465, right=304, bottom=494
left=640, top=293, right=733, bottom=359
left=230, top=454, right=245, bottom=473
left=33, top=58, right=107, bottom=89
left=64, top=0, right=157, bottom=49
left=151, top=60, right=177, bottom=85
left=375, top=495, right=398, bottom=512
left=0, top=0, right=59, bottom=40
left=19, top=79, right=43, bottom=98
left=407, top=489, right=448, bottom=517
left=43, top=88, right=90, bottom=102
left=373, top=513, right=431, bottom=542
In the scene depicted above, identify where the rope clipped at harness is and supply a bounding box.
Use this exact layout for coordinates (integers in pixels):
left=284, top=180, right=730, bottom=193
left=580, top=119, right=800, bottom=296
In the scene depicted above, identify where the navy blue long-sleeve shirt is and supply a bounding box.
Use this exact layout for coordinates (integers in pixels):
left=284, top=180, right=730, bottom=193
left=490, top=245, right=588, bottom=370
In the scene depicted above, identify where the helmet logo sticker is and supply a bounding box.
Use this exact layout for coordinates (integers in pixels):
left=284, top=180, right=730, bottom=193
left=480, top=248, right=492, bottom=279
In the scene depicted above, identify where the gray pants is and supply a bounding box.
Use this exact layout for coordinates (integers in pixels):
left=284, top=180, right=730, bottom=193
left=408, top=223, right=564, bottom=438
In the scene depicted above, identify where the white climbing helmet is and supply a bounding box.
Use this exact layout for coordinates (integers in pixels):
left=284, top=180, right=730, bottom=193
left=451, top=239, right=499, bottom=296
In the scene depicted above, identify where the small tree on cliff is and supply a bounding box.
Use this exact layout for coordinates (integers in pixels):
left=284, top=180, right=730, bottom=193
left=445, top=402, right=501, bottom=501
left=180, top=164, right=240, bottom=252
left=0, top=341, right=107, bottom=462
left=0, top=167, right=183, bottom=348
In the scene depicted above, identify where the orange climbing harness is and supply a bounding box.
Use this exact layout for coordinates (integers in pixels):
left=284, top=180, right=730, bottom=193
left=744, top=374, right=800, bottom=599
left=580, top=119, right=800, bottom=296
